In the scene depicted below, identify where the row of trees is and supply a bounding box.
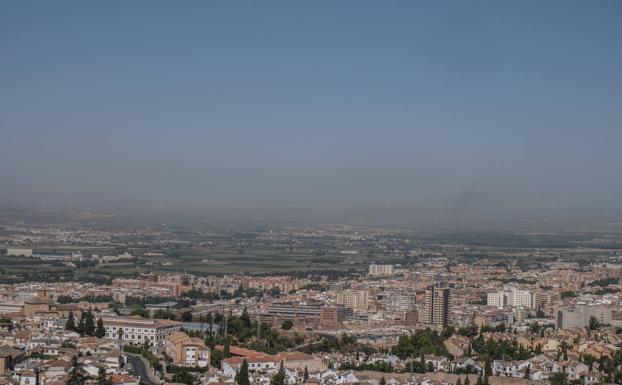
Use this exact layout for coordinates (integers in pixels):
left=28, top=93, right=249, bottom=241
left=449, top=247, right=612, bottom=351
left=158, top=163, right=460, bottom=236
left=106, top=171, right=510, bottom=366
left=65, top=309, right=106, bottom=338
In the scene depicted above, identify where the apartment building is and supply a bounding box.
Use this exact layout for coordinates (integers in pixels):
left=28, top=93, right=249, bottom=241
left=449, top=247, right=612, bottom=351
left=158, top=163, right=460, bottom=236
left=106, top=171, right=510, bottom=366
left=165, top=331, right=210, bottom=367
left=422, top=285, right=450, bottom=327
left=368, top=264, right=394, bottom=276
left=336, top=290, right=369, bottom=310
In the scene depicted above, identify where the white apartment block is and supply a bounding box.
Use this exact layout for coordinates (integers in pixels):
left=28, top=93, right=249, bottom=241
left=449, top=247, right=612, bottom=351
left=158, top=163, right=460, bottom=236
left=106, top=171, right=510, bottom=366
left=368, top=264, right=394, bottom=276
left=487, top=292, right=508, bottom=309
left=511, top=290, right=533, bottom=308
left=487, top=288, right=534, bottom=309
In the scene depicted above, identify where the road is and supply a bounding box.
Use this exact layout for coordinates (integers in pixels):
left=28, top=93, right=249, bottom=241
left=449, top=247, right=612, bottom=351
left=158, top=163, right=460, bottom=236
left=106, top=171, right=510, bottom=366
left=127, top=354, right=161, bottom=385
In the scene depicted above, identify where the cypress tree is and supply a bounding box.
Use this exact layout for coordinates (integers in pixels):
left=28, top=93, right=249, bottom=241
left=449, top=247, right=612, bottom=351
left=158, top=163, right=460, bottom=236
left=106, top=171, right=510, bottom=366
left=66, top=310, right=76, bottom=331
left=77, top=311, right=86, bottom=336
left=95, top=318, right=106, bottom=338
left=224, top=339, right=231, bottom=357
left=484, top=360, right=492, bottom=377
left=237, top=359, right=250, bottom=385
left=270, top=362, right=285, bottom=385
left=85, top=309, right=95, bottom=336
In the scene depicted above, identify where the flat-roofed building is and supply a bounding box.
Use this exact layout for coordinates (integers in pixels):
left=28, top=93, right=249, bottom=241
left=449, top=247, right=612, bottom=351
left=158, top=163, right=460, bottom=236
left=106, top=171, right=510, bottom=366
left=0, top=302, right=24, bottom=315
left=6, top=249, right=33, bottom=257
left=319, top=305, right=346, bottom=329
left=557, top=304, right=611, bottom=329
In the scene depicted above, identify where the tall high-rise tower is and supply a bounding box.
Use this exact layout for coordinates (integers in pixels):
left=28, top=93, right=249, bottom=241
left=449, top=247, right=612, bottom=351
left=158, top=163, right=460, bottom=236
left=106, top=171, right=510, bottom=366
left=422, top=285, right=451, bottom=327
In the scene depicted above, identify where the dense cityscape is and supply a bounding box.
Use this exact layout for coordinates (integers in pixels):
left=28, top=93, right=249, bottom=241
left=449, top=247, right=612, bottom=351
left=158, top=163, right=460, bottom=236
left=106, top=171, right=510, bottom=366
left=1, top=213, right=622, bottom=385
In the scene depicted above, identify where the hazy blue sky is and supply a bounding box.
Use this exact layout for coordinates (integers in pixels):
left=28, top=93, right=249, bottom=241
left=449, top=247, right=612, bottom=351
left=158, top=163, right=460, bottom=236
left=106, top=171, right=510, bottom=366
left=1, top=1, right=621, bottom=223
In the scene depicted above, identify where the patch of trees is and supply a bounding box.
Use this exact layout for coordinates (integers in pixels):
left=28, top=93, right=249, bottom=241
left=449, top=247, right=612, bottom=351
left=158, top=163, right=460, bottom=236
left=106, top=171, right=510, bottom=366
left=588, top=277, right=618, bottom=287
left=339, top=361, right=394, bottom=373
left=300, top=334, right=377, bottom=355
left=58, top=295, right=113, bottom=304
left=391, top=329, right=449, bottom=359
left=470, top=334, right=533, bottom=361
left=65, top=309, right=106, bottom=338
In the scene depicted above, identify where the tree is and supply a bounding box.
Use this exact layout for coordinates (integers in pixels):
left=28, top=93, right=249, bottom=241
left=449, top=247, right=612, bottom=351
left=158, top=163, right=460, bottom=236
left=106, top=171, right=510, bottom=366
left=379, top=378, right=386, bottom=385
left=464, top=375, right=470, bottom=385
left=588, top=316, right=601, bottom=334
left=549, top=372, right=568, bottom=385
left=236, top=359, right=250, bottom=385
left=95, top=318, right=106, bottom=338
left=524, top=364, right=530, bottom=379
left=84, top=308, right=95, bottom=336
left=224, top=339, right=231, bottom=357
left=270, top=362, right=285, bottom=385
left=303, top=366, right=309, bottom=382
left=78, top=311, right=86, bottom=335
left=66, top=310, right=76, bottom=331
left=484, top=359, right=492, bottom=377
left=281, top=320, right=294, bottom=330
left=97, top=367, right=112, bottom=385
left=456, top=379, right=462, bottom=385
left=68, top=358, right=86, bottom=385
left=181, top=310, right=193, bottom=323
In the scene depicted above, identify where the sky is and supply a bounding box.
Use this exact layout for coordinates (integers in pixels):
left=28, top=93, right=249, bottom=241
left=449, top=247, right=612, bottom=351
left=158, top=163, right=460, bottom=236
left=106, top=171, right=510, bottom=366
left=1, top=1, right=621, bottom=225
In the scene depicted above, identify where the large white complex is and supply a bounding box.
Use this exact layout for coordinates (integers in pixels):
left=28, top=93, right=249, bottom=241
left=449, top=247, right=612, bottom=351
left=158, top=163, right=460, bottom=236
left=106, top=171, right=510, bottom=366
left=101, top=316, right=182, bottom=347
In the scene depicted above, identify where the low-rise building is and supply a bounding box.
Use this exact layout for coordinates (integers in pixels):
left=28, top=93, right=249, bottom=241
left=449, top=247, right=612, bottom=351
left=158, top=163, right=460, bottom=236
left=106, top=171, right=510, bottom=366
left=101, top=316, right=181, bottom=347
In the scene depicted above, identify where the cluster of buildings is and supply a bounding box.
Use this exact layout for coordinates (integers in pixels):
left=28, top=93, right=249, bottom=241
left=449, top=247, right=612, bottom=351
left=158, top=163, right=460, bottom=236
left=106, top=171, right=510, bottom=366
left=2, top=227, right=622, bottom=385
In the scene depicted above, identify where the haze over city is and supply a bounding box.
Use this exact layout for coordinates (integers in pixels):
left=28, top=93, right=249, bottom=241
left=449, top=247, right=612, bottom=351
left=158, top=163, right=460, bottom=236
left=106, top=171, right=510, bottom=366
left=5, top=3, right=622, bottom=385
left=1, top=1, right=621, bottom=227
